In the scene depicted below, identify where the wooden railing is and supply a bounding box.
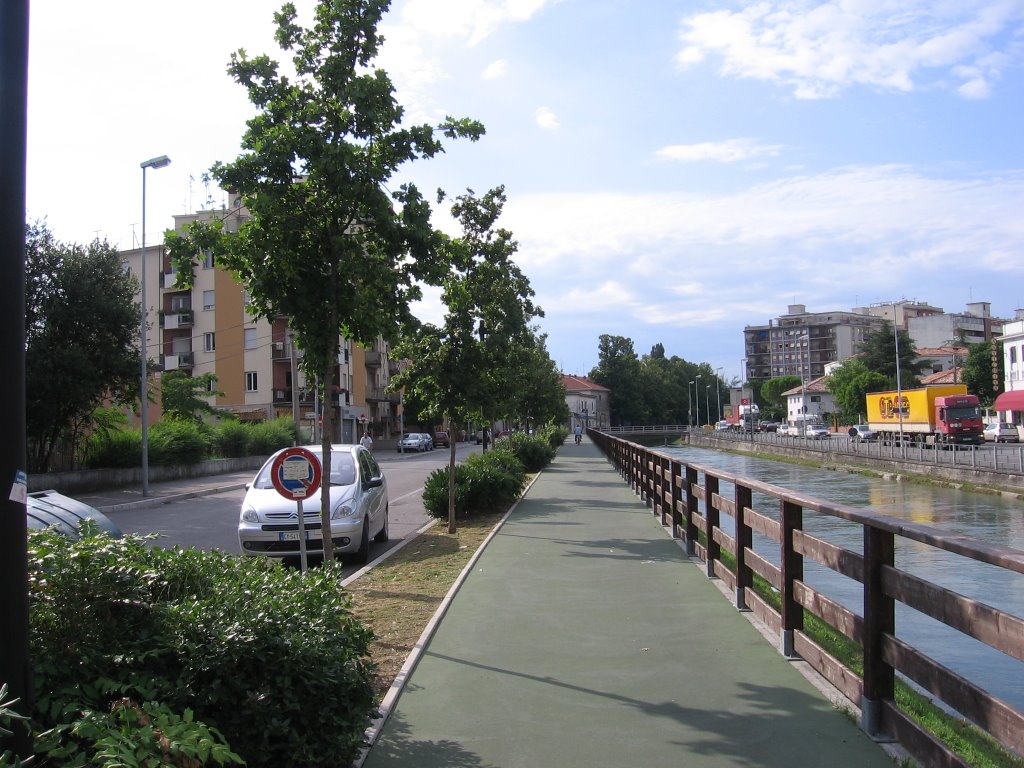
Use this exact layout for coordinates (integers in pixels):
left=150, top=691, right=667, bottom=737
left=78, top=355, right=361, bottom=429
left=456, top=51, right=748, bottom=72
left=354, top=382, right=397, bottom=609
left=589, top=429, right=1024, bottom=767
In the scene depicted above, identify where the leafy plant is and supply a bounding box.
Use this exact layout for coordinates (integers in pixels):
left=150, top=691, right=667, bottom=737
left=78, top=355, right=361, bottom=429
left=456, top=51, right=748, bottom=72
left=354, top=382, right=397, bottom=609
left=147, top=419, right=210, bottom=465
left=28, top=525, right=376, bottom=768
left=496, top=431, right=555, bottom=472
left=244, top=417, right=296, bottom=456
left=422, top=449, right=526, bottom=518
left=213, top=420, right=250, bottom=458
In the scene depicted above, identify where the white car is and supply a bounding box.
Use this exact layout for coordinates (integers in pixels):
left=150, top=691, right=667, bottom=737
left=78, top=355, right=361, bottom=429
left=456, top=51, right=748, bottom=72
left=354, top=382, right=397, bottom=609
left=238, top=444, right=388, bottom=563
left=398, top=433, right=431, bottom=452
left=983, top=422, right=1019, bottom=443
left=805, top=424, right=831, bottom=440
left=848, top=424, right=876, bottom=442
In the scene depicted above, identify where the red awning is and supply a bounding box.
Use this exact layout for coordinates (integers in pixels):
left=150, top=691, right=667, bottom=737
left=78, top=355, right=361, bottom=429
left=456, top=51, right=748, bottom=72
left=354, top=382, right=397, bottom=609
left=993, top=390, right=1024, bottom=412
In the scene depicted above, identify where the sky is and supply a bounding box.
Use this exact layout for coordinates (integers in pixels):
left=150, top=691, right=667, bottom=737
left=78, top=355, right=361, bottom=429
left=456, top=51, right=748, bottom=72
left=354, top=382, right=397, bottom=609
left=26, top=0, right=1024, bottom=383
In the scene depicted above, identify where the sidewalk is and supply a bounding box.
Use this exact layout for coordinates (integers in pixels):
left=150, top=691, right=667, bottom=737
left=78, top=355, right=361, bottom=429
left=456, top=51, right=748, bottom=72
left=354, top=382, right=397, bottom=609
left=360, top=438, right=895, bottom=768
left=74, top=472, right=255, bottom=515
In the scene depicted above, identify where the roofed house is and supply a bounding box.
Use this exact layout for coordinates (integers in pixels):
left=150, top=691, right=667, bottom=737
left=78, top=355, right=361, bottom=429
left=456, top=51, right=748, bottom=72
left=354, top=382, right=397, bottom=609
left=781, top=375, right=837, bottom=426
left=561, top=374, right=610, bottom=431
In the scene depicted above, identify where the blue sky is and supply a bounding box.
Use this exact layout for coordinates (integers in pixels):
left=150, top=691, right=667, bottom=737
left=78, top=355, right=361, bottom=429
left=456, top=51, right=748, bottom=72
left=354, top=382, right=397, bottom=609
left=27, top=0, right=1024, bottom=383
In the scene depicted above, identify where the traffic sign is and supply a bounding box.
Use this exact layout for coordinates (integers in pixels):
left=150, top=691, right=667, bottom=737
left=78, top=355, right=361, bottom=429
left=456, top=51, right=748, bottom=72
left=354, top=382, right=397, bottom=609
left=270, top=447, right=322, bottom=501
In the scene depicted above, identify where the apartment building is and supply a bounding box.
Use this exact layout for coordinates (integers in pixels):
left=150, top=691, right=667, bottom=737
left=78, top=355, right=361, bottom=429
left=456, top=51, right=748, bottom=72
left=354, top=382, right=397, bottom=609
left=743, top=304, right=883, bottom=384
left=854, top=300, right=1005, bottom=347
left=995, top=309, right=1024, bottom=426
left=122, top=197, right=401, bottom=443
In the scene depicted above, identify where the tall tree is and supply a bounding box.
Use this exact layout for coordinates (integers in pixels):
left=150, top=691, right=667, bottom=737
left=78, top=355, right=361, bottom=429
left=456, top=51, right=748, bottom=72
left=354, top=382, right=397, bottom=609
left=503, top=332, right=569, bottom=429
left=859, top=322, right=930, bottom=388
left=25, top=222, right=140, bottom=472
left=161, top=371, right=223, bottom=423
left=826, top=359, right=888, bottom=423
left=961, top=340, right=1001, bottom=406
left=760, top=376, right=802, bottom=422
left=393, top=187, right=540, bottom=532
left=589, top=335, right=646, bottom=425
left=172, top=1, right=483, bottom=556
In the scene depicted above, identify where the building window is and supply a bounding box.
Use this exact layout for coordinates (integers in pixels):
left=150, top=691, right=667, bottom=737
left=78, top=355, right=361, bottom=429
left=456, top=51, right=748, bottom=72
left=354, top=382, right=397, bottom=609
left=203, top=290, right=215, bottom=311
left=202, top=250, right=214, bottom=269
left=244, top=328, right=257, bottom=350
left=204, top=333, right=215, bottom=353
left=206, top=378, right=218, bottom=394
left=246, top=371, right=258, bottom=392
left=1011, top=347, right=1018, bottom=365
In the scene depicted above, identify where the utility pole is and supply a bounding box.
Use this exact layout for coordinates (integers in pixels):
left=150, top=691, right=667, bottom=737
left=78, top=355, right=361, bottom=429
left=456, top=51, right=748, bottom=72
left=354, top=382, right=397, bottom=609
left=0, top=1, right=32, bottom=758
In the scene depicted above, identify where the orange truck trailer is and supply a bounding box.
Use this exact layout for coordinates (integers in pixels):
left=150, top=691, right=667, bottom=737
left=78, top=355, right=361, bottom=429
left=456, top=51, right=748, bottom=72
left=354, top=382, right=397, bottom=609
left=865, top=384, right=984, bottom=446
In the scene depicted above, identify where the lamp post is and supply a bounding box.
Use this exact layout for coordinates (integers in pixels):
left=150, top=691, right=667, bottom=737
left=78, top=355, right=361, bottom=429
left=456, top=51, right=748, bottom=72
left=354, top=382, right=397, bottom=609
left=695, top=375, right=702, bottom=428
left=139, top=154, right=171, bottom=496
left=893, top=304, right=904, bottom=447
left=716, top=366, right=723, bottom=421
left=688, top=380, right=694, bottom=427
left=705, top=384, right=711, bottom=428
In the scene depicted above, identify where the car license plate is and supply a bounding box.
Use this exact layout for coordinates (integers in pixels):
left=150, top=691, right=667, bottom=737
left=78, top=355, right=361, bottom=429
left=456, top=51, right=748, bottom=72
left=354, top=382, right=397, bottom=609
left=279, top=531, right=315, bottom=541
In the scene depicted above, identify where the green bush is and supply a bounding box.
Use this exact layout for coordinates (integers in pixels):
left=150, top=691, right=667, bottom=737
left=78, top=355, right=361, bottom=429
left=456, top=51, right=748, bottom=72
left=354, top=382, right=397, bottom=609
left=246, top=417, right=297, bottom=456
left=85, top=427, right=140, bottom=468
left=538, top=424, right=568, bottom=448
left=28, top=524, right=376, bottom=768
left=495, top=431, right=556, bottom=472
left=214, top=420, right=250, bottom=458
left=147, top=418, right=209, bottom=465
left=423, top=449, right=527, bottom=518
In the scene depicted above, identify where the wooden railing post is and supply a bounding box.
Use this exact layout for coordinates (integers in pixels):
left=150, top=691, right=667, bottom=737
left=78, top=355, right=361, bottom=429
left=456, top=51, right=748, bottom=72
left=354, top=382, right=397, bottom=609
left=780, top=500, right=804, bottom=658
left=670, top=459, right=683, bottom=538
left=861, top=525, right=895, bottom=739
left=684, top=465, right=698, bottom=557
left=734, top=483, right=753, bottom=610
left=705, top=474, right=720, bottom=578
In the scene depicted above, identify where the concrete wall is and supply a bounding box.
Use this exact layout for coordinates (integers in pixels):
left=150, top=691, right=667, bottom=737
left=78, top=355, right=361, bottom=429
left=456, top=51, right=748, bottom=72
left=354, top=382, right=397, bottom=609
left=29, top=456, right=267, bottom=494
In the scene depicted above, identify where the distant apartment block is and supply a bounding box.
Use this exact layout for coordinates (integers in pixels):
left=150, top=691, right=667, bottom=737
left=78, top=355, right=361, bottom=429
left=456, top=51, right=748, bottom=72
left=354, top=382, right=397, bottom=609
left=745, top=300, right=1008, bottom=385
left=743, top=304, right=883, bottom=384
left=121, top=195, right=401, bottom=443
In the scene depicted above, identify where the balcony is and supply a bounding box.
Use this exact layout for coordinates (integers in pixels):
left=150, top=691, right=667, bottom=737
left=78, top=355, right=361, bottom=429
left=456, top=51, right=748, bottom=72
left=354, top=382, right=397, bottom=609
left=272, top=388, right=315, bottom=405
left=162, top=352, right=194, bottom=371
left=160, top=309, right=194, bottom=329
left=272, top=341, right=289, bottom=361
left=364, top=350, right=383, bottom=368
left=160, top=271, right=187, bottom=290
left=367, top=387, right=400, bottom=403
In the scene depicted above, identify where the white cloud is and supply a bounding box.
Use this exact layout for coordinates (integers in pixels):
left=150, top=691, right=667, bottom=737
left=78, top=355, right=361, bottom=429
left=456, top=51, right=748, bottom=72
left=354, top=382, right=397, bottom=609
left=502, top=165, right=1024, bottom=333
left=482, top=59, right=509, bottom=79
left=398, top=0, right=553, bottom=46
left=676, top=0, right=1024, bottom=98
left=655, top=138, right=783, bottom=163
left=534, top=106, right=560, bottom=130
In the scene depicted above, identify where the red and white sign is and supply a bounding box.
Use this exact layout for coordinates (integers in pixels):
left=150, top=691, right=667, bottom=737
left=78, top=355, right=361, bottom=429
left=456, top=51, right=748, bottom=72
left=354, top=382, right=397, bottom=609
left=270, top=447, right=322, bottom=501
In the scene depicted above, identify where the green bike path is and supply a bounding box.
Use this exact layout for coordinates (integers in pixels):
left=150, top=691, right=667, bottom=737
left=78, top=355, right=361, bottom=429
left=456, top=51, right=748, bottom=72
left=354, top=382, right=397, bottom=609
left=361, top=438, right=894, bottom=768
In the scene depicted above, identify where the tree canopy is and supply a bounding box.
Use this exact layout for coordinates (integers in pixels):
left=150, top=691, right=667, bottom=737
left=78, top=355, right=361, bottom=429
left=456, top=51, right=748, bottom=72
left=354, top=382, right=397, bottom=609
left=858, top=322, right=930, bottom=388
left=825, top=359, right=888, bottom=422
left=391, top=187, right=544, bottom=531
left=961, top=340, right=1001, bottom=406
left=25, top=222, right=140, bottom=472
left=161, top=371, right=223, bottom=423
left=170, top=0, right=484, bottom=556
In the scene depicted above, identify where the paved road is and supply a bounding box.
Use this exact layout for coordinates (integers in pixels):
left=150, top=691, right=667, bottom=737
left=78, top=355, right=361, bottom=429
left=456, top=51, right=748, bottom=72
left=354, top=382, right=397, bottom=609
left=360, top=437, right=895, bottom=768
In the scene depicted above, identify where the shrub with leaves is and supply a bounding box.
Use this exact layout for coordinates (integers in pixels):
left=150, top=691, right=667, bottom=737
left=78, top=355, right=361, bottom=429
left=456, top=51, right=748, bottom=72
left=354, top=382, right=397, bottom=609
left=496, top=431, right=556, bottom=472
left=537, top=424, right=568, bottom=448
left=85, top=427, right=140, bottom=469
left=423, top=449, right=526, bottom=518
left=213, top=420, right=250, bottom=458
left=244, top=417, right=297, bottom=456
left=147, top=419, right=210, bottom=465
left=28, top=524, right=376, bottom=767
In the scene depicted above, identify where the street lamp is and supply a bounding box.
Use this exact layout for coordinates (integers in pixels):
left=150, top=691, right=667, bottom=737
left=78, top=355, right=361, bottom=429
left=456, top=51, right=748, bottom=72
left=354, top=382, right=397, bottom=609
left=705, top=384, right=711, bottom=428
left=140, top=154, right=171, bottom=496
left=695, top=375, right=702, bottom=428
left=893, top=303, right=904, bottom=446
left=688, top=380, right=695, bottom=427
left=715, top=366, right=723, bottom=421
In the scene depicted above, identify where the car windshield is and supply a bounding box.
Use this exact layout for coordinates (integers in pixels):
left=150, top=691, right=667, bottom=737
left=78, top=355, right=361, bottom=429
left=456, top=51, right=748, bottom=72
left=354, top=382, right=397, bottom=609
left=253, top=451, right=356, bottom=489
left=947, top=406, right=980, bottom=420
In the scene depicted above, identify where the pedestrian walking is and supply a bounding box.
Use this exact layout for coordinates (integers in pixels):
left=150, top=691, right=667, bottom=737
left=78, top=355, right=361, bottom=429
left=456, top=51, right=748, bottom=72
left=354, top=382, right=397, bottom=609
left=360, top=432, right=373, bottom=451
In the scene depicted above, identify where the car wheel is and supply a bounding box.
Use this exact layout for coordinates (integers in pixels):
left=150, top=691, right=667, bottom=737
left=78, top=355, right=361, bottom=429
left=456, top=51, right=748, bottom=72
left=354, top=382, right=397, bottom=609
left=353, top=518, right=370, bottom=565
left=374, top=507, right=389, bottom=543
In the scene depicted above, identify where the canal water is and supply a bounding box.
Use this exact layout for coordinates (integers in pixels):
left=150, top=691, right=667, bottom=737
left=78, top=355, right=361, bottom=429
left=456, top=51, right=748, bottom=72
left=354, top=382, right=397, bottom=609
left=660, top=444, right=1024, bottom=713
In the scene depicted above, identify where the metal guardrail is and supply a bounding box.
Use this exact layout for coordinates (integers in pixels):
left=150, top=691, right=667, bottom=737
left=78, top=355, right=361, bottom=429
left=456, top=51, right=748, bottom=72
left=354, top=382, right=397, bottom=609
left=589, top=429, right=1024, bottom=766
left=708, top=429, right=1024, bottom=475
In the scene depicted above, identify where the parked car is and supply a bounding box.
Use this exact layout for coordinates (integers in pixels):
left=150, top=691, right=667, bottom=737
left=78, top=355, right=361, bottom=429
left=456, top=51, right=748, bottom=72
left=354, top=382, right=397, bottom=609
left=714, top=421, right=731, bottom=431
left=27, top=490, right=122, bottom=539
left=983, top=422, right=1020, bottom=443
left=805, top=424, right=831, bottom=440
left=848, top=424, right=877, bottom=442
left=777, top=424, right=792, bottom=436
left=433, top=431, right=450, bottom=448
left=759, top=421, right=780, bottom=433
left=398, top=433, right=430, bottom=452
left=238, top=444, right=388, bottom=563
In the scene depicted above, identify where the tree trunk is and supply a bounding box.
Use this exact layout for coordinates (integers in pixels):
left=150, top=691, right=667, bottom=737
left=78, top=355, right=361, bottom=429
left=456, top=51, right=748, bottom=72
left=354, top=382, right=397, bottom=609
left=448, top=430, right=456, bottom=534
left=319, top=351, right=336, bottom=562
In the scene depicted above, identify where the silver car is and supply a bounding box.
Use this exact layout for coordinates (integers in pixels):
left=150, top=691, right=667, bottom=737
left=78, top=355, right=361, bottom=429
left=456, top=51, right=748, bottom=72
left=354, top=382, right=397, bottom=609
left=238, top=444, right=388, bottom=563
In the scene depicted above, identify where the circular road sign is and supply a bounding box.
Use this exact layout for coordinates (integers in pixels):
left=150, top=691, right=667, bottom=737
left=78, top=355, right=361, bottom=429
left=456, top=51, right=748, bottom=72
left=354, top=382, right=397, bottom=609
left=270, top=447, right=322, bottom=501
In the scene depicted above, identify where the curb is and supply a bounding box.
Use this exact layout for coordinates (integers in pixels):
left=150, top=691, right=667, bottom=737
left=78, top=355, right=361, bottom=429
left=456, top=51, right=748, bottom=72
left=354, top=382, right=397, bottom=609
left=95, top=483, right=249, bottom=514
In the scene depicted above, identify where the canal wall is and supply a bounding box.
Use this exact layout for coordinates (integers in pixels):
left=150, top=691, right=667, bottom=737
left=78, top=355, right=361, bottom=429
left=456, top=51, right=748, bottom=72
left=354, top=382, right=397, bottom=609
left=686, top=431, right=1024, bottom=498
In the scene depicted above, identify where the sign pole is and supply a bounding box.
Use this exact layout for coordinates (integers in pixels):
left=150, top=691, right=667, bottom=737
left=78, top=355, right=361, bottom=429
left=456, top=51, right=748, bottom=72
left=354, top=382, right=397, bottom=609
left=297, top=498, right=308, bottom=572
